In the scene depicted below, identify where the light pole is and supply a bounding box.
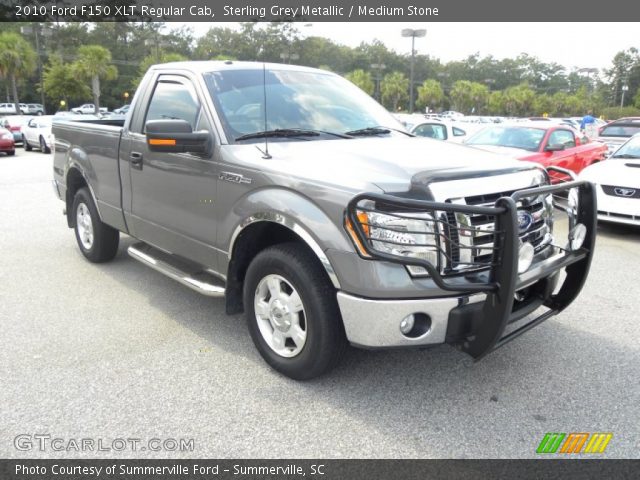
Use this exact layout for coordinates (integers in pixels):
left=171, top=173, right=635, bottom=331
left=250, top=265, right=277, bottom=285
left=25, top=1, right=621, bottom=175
left=370, top=63, right=386, bottom=102
left=20, top=24, right=52, bottom=113
left=401, top=28, right=426, bottom=113
left=621, top=84, right=629, bottom=108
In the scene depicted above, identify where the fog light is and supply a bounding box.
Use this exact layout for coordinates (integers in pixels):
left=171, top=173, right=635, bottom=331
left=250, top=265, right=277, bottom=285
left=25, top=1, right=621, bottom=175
left=568, top=223, right=587, bottom=251
left=518, top=242, right=535, bottom=273
left=399, top=314, right=415, bottom=335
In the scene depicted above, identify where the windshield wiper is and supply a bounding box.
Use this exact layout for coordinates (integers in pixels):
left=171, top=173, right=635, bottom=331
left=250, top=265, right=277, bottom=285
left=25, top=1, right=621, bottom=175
left=612, top=153, right=640, bottom=159
left=345, top=126, right=413, bottom=137
left=235, top=128, right=351, bottom=142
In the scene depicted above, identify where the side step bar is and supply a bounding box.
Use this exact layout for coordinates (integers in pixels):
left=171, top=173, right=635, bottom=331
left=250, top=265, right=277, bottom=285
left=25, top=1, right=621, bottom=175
left=128, top=242, right=225, bottom=297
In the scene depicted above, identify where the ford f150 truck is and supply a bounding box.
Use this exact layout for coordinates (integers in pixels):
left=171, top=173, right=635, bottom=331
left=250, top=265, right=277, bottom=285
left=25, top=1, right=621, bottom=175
left=52, top=62, right=596, bottom=379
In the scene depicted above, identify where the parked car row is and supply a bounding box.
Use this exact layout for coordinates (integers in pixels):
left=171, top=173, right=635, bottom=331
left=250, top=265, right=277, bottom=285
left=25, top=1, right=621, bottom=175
left=0, top=103, right=44, bottom=115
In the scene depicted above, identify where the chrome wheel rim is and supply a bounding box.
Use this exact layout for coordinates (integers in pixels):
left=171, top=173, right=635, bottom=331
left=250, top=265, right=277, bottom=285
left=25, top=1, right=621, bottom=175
left=254, top=274, right=307, bottom=358
left=76, top=203, right=94, bottom=250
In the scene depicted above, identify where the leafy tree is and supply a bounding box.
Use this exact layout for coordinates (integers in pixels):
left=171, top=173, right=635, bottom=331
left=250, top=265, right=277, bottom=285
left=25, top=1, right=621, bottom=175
left=502, top=84, right=536, bottom=116
left=450, top=80, right=489, bottom=114
left=634, top=87, right=640, bottom=109
left=73, top=45, right=118, bottom=113
left=345, top=69, right=374, bottom=96
left=42, top=56, right=90, bottom=109
left=381, top=71, right=408, bottom=111
left=416, top=79, right=444, bottom=112
left=0, top=32, right=37, bottom=114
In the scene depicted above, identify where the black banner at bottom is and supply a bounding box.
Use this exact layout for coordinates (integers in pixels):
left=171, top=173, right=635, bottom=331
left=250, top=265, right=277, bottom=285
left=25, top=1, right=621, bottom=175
left=1, top=459, right=639, bottom=480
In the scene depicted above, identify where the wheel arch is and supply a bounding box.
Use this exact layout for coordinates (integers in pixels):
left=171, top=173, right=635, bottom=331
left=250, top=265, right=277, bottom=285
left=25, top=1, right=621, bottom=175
left=224, top=215, right=341, bottom=315
left=65, top=166, right=101, bottom=228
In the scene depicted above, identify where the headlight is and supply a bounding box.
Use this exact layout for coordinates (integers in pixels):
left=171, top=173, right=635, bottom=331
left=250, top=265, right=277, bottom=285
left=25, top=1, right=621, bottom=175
left=349, top=210, right=440, bottom=276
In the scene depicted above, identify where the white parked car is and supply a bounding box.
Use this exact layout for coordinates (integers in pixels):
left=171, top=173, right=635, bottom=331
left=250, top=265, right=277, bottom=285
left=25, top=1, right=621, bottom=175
left=71, top=104, right=108, bottom=114
left=410, top=120, right=472, bottom=143
left=0, top=103, right=20, bottom=114
left=579, top=133, right=640, bottom=226
left=22, top=116, right=53, bottom=154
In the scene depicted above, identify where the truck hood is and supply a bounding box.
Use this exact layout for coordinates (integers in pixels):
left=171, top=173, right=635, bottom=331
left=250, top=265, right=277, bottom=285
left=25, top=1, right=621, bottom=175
left=224, top=136, right=535, bottom=192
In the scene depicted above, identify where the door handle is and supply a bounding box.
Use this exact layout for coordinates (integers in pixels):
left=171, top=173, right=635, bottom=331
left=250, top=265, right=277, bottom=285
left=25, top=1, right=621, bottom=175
left=130, top=152, right=143, bottom=170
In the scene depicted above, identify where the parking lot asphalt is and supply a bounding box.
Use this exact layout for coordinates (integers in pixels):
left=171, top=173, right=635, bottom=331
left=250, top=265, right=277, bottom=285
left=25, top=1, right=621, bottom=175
left=1, top=150, right=639, bottom=459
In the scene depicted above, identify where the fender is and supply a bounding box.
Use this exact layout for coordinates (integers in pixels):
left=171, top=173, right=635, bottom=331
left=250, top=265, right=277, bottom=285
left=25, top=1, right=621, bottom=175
left=222, top=188, right=356, bottom=290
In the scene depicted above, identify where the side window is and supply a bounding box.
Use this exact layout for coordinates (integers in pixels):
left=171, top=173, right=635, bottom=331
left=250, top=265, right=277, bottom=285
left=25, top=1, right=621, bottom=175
left=414, top=123, right=448, bottom=140
left=452, top=127, right=466, bottom=137
left=145, top=78, right=201, bottom=131
left=548, top=129, right=576, bottom=148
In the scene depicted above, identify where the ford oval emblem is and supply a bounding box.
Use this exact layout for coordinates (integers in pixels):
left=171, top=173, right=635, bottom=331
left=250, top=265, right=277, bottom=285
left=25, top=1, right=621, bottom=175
left=517, top=211, right=534, bottom=232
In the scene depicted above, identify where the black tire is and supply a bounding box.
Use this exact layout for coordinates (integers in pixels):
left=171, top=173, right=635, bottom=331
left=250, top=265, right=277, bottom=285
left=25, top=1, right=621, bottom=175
left=72, top=188, right=119, bottom=263
left=243, top=242, right=347, bottom=380
left=7, top=150, right=15, bottom=156
left=39, top=136, right=50, bottom=154
left=24, top=137, right=32, bottom=151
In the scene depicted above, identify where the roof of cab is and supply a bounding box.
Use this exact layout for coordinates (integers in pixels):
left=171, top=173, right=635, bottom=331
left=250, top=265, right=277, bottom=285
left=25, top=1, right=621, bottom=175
left=148, top=60, right=332, bottom=75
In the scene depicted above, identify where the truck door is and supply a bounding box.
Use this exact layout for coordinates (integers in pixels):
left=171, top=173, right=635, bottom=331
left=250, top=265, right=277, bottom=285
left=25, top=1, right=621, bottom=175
left=544, top=128, right=578, bottom=182
left=124, top=73, right=221, bottom=270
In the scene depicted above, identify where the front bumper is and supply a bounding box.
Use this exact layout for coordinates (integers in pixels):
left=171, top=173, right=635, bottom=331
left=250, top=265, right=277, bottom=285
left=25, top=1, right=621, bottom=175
left=344, top=177, right=596, bottom=359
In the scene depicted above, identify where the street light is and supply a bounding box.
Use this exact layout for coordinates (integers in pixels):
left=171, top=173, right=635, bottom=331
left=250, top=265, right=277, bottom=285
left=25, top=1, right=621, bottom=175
left=401, top=28, right=426, bottom=113
left=621, top=84, right=629, bottom=108
left=20, top=24, right=52, bottom=113
left=370, top=63, right=386, bottom=102
left=577, top=67, right=598, bottom=94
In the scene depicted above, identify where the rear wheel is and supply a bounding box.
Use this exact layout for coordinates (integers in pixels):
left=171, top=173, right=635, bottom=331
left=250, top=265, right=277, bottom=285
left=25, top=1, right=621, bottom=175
left=72, top=188, right=119, bottom=263
left=243, top=243, right=347, bottom=380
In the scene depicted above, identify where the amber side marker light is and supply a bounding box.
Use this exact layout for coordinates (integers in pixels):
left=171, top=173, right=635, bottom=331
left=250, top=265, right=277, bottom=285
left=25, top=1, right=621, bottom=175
left=345, top=211, right=371, bottom=258
left=148, top=138, right=176, bottom=146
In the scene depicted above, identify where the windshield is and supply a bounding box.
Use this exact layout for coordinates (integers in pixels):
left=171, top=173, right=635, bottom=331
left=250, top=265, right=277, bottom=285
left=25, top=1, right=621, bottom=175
left=203, top=68, right=404, bottom=142
left=466, top=126, right=546, bottom=152
left=611, top=135, right=640, bottom=158
left=600, top=124, right=640, bottom=138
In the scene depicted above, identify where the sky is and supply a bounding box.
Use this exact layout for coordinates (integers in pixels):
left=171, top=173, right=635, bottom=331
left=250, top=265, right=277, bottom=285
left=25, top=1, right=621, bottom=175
left=182, top=22, right=639, bottom=72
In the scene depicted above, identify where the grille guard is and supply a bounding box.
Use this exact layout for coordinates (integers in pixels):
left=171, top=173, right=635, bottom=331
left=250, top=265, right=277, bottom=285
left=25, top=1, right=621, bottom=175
left=346, top=175, right=597, bottom=359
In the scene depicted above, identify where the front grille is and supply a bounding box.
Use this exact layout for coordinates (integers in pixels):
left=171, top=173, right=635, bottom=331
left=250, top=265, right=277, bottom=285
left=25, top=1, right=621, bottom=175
left=601, top=185, right=640, bottom=199
left=445, top=188, right=552, bottom=272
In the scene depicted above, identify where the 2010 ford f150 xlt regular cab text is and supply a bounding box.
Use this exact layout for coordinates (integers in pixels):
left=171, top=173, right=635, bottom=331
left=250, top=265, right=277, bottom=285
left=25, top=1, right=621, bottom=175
left=52, top=62, right=596, bottom=379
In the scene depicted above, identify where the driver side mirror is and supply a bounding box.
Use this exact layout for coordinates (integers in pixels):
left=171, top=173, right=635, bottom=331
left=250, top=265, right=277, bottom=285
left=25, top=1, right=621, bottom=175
left=545, top=143, right=565, bottom=152
left=145, top=119, right=211, bottom=155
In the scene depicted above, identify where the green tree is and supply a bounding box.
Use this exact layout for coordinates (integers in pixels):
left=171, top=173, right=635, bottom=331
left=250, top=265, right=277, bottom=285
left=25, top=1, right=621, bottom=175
left=502, top=84, right=536, bottom=116
left=449, top=80, right=489, bottom=114
left=381, top=71, right=408, bottom=111
left=634, top=87, right=640, bottom=109
left=416, top=79, right=444, bottom=112
left=345, top=69, right=374, bottom=96
left=0, top=32, right=37, bottom=114
left=487, top=90, right=504, bottom=115
left=73, top=45, right=118, bottom=113
left=533, top=94, right=554, bottom=116
left=42, top=56, right=90, bottom=110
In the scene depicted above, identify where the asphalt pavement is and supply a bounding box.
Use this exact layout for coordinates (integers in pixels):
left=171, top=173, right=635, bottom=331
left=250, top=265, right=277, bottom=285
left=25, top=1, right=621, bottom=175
left=1, top=150, right=639, bottom=459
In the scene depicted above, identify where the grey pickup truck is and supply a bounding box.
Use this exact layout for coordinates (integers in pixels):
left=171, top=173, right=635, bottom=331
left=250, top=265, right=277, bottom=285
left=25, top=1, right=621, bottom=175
left=52, top=61, right=597, bottom=379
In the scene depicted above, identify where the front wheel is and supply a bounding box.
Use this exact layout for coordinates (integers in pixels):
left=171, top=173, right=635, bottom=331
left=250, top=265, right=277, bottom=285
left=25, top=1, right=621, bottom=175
left=24, top=137, right=32, bottom=151
left=72, top=188, right=119, bottom=263
left=39, top=136, right=50, bottom=154
left=244, top=243, right=347, bottom=380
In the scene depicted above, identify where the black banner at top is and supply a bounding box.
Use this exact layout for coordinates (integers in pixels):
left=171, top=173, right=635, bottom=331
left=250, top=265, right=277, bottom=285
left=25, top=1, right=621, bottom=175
left=0, top=0, right=639, bottom=22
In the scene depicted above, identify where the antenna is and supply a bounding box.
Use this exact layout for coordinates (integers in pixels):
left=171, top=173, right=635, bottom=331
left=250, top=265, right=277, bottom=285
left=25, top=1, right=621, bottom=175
left=256, top=62, right=272, bottom=159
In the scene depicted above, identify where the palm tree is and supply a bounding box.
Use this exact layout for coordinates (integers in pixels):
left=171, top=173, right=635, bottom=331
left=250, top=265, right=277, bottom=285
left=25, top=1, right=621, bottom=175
left=0, top=32, right=37, bottom=114
left=73, top=45, right=118, bottom=113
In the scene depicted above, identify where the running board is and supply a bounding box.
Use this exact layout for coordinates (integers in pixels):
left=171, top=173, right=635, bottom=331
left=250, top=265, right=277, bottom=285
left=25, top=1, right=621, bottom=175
left=128, top=242, right=225, bottom=297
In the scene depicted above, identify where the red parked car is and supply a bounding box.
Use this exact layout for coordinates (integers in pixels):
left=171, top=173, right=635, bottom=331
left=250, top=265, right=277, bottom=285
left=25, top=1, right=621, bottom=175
left=0, top=127, right=16, bottom=156
left=465, top=122, right=607, bottom=181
